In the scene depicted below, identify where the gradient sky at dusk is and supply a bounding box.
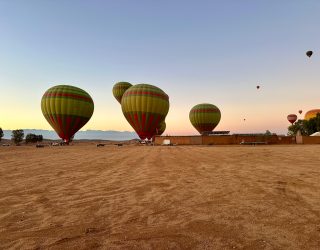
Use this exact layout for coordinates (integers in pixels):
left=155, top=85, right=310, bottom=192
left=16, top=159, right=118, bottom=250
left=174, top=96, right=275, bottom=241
left=1, top=1, right=320, bottom=135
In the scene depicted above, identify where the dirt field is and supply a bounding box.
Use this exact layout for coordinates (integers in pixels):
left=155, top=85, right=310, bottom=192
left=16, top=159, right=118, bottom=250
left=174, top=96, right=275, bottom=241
left=0, top=144, right=319, bottom=249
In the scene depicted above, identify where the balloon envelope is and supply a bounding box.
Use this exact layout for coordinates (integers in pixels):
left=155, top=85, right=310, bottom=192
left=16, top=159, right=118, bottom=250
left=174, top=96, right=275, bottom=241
left=299, top=110, right=302, bottom=114
left=287, top=114, right=297, bottom=124
left=306, top=51, right=313, bottom=57
left=41, top=85, right=94, bottom=143
left=156, top=120, right=166, bottom=135
left=304, top=109, right=320, bottom=120
left=112, top=82, right=132, bottom=104
left=121, top=84, right=169, bottom=140
left=189, top=103, right=221, bottom=135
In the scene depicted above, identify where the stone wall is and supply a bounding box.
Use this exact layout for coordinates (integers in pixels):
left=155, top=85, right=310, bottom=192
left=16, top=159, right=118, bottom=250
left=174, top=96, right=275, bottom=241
left=154, top=135, right=296, bottom=145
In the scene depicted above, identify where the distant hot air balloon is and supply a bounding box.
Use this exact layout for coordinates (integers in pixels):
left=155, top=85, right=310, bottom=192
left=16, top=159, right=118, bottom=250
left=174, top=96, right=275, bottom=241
left=298, top=110, right=302, bottom=114
left=112, top=82, right=132, bottom=104
left=121, top=84, right=169, bottom=140
left=189, top=103, right=221, bottom=135
left=306, top=51, right=313, bottom=58
left=156, top=120, right=166, bottom=135
left=243, top=118, right=246, bottom=121
left=256, top=85, right=260, bottom=89
left=41, top=85, right=94, bottom=143
left=287, top=114, right=297, bottom=125
left=304, top=109, right=320, bottom=120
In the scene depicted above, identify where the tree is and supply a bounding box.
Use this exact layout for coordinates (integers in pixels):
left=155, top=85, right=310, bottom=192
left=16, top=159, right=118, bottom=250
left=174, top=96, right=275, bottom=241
left=288, top=114, right=320, bottom=136
left=288, top=120, right=308, bottom=136
left=0, top=128, right=3, bottom=141
left=264, top=130, right=272, bottom=136
left=11, top=129, right=24, bottom=145
left=38, top=135, right=43, bottom=142
left=25, top=133, right=43, bottom=144
left=25, top=134, right=35, bottom=144
left=305, top=114, right=320, bottom=135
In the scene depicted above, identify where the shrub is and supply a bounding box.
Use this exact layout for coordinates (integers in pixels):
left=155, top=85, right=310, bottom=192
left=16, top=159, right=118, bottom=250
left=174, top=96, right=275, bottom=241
left=25, top=134, right=43, bottom=144
left=11, top=129, right=24, bottom=145
left=0, top=127, right=3, bottom=141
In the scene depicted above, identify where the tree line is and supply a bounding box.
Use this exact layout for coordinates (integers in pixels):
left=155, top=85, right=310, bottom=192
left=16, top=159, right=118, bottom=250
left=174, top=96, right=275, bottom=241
left=0, top=128, right=43, bottom=145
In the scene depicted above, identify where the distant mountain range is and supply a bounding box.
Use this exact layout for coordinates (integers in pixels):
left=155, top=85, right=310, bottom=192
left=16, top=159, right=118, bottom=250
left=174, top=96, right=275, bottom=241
left=2, top=129, right=138, bottom=141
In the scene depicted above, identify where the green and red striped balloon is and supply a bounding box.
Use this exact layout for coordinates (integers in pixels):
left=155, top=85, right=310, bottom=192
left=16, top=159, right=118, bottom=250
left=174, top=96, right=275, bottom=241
left=121, top=84, right=169, bottom=140
left=112, top=82, right=132, bottom=104
left=189, top=103, right=221, bottom=135
left=156, top=120, right=166, bottom=135
left=41, top=85, right=94, bottom=143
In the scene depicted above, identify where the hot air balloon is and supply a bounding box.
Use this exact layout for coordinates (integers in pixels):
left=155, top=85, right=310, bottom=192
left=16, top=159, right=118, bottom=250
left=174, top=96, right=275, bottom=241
left=156, top=120, right=166, bottom=135
left=304, top=109, right=320, bottom=120
left=41, top=85, right=94, bottom=143
left=256, top=85, right=260, bottom=89
left=299, top=110, right=302, bottom=114
left=112, top=82, right=132, bottom=104
left=121, top=84, right=169, bottom=140
left=287, top=114, right=297, bottom=125
left=306, top=51, right=313, bottom=58
left=189, top=103, right=221, bottom=135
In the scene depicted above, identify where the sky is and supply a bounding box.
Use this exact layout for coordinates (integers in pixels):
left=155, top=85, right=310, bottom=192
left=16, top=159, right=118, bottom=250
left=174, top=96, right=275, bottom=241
left=0, top=0, right=320, bottom=135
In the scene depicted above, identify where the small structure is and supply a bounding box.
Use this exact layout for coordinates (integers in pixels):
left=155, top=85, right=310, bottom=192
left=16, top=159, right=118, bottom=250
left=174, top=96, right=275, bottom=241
left=162, top=139, right=172, bottom=146
left=209, top=131, right=230, bottom=135
left=310, top=132, right=320, bottom=136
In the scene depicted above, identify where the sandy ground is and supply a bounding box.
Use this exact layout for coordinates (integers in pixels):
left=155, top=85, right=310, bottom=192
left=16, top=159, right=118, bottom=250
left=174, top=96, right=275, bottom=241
left=0, top=144, right=319, bottom=250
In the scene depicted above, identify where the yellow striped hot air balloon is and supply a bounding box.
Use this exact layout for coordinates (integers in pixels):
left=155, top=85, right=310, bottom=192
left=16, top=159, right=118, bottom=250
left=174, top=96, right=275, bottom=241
left=304, top=109, right=320, bottom=120
left=121, top=84, right=169, bottom=140
left=41, top=85, right=94, bottom=143
left=112, top=82, right=132, bottom=104
left=189, top=103, right=221, bottom=135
